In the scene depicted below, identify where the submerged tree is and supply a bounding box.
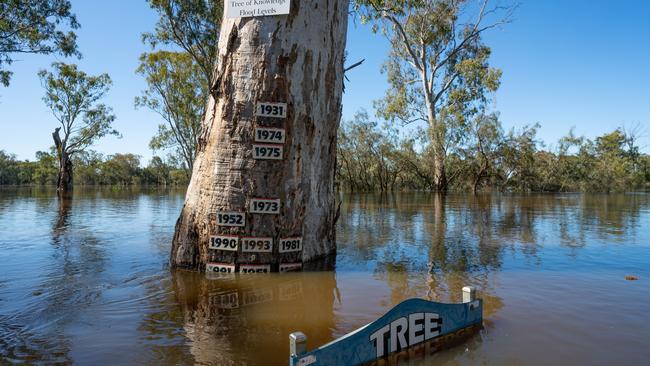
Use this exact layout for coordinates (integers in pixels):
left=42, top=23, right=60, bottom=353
left=171, top=2, right=350, bottom=270
left=356, top=0, right=512, bottom=192
left=0, top=0, right=80, bottom=86
left=39, top=62, right=118, bottom=193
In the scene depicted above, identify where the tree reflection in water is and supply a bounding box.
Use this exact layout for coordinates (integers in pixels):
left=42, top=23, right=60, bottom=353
left=152, top=257, right=337, bottom=366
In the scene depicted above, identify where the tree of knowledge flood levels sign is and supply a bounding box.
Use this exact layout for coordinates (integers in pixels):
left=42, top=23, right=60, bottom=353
left=225, top=0, right=290, bottom=18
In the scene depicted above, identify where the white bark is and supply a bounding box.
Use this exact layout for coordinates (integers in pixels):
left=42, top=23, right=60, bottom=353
left=171, top=0, right=349, bottom=270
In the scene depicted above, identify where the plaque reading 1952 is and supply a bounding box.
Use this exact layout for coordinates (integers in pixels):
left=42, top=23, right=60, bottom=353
left=216, top=212, right=245, bottom=227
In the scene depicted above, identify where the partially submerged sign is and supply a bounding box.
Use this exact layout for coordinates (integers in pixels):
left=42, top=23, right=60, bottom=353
left=289, top=288, right=482, bottom=366
left=225, top=0, right=290, bottom=19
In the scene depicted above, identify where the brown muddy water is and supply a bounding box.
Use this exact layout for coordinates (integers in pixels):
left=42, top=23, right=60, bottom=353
left=1, top=188, right=649, bottom=365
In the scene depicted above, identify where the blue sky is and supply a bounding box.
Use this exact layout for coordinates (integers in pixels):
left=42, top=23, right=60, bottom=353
left=1, top=0, right=649, bottom=162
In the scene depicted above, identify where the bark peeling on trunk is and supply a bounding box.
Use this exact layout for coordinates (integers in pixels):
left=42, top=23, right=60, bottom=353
left=171, top=1, right=349, bottom=271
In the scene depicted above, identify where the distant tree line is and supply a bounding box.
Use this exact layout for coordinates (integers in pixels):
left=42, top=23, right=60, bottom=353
left=337, top=112, right=649, bottom=193
left=0, top=150, right=189, bottom=187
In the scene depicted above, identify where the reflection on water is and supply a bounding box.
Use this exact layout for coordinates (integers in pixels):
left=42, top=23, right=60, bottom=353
left=1, top=188, right=650, bottom=365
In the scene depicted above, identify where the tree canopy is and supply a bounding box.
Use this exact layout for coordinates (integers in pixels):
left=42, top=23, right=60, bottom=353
left=39, top=62, right=118, bottom=156
left=39, top=62, right=118, bottom=191
left=355, top=0, right=512, bottom=191
left=135, top=51, right=204, bottom=174
left=138, top=0, right=222, bottom=175
left=0, top=0, right=80, bottom=86
left=142, top=0, right=222, bottom=89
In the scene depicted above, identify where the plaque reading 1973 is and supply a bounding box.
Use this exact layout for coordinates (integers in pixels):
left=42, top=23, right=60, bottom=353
left=250, top=198, right=280, bottom=214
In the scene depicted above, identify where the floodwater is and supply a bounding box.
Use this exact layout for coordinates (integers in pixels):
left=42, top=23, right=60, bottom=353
left=1, top=188, right=649, bottom=365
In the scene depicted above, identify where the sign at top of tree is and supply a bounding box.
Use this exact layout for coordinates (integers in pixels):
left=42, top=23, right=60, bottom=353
left=225, top=0, right=291, bottom=18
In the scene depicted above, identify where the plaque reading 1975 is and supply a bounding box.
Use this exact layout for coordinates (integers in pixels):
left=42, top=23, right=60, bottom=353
left=253, top=144, right=283, bottom=160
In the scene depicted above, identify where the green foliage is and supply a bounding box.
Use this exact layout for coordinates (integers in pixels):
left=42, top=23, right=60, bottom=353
left=0, top=0, right=80, bottom=86
left=0, top=149, right=189, bottom=186
left=138, top=0, right=221, bottom=176
left=32, top=150, right=58, bottom=185
left=98, top=154, right=143, bottom=185
left=39, top=62, right=118, bottom=155
left=135, top=51, right=204, bottom=174
left=356, top=0, right=510, bottom=191
left=71, top=150, right=103, bottom=185
left=337, top=110, right=403, bottom=191
left=0, top=150, right=19, bottom=184
left=336, top=110, right=648, bottom=193
left=142, top=0, right=222, bottom=89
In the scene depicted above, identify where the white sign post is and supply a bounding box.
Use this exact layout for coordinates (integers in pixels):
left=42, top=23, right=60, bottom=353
left=225, top=0, right=291, bottom=19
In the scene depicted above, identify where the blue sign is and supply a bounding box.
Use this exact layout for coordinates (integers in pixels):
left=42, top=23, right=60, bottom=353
left=290, top=297, right=482, bottom=366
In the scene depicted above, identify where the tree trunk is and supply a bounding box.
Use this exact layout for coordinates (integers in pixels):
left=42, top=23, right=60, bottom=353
left=52, top=127, right=73, bottom=194
left=427, top=106, right=447, bottom=193
left=170, top=1, right=349, bottom=270
left=433, top=137, right=447, bottom=193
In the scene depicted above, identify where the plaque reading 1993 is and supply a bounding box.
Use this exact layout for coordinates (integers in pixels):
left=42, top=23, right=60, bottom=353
left=241, top=237, right=273, bottom=253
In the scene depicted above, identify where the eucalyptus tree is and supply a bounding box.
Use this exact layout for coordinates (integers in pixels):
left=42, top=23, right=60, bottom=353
left=0, top=0, right=80, bottom=86
left=136, top=51, right=204, bottom=175
left=461, top=112, right=505, bottom=193
left=140, top=0, right=222, bottom=175
left=143, top=0, right=222, bottom=90
left=337, top=111, right=402, bottom=192
left=39, top=63, right=118, bottom=193
left=356, top=0, right=512, bottom=192
left=170, top=2, right=350, bottom=270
